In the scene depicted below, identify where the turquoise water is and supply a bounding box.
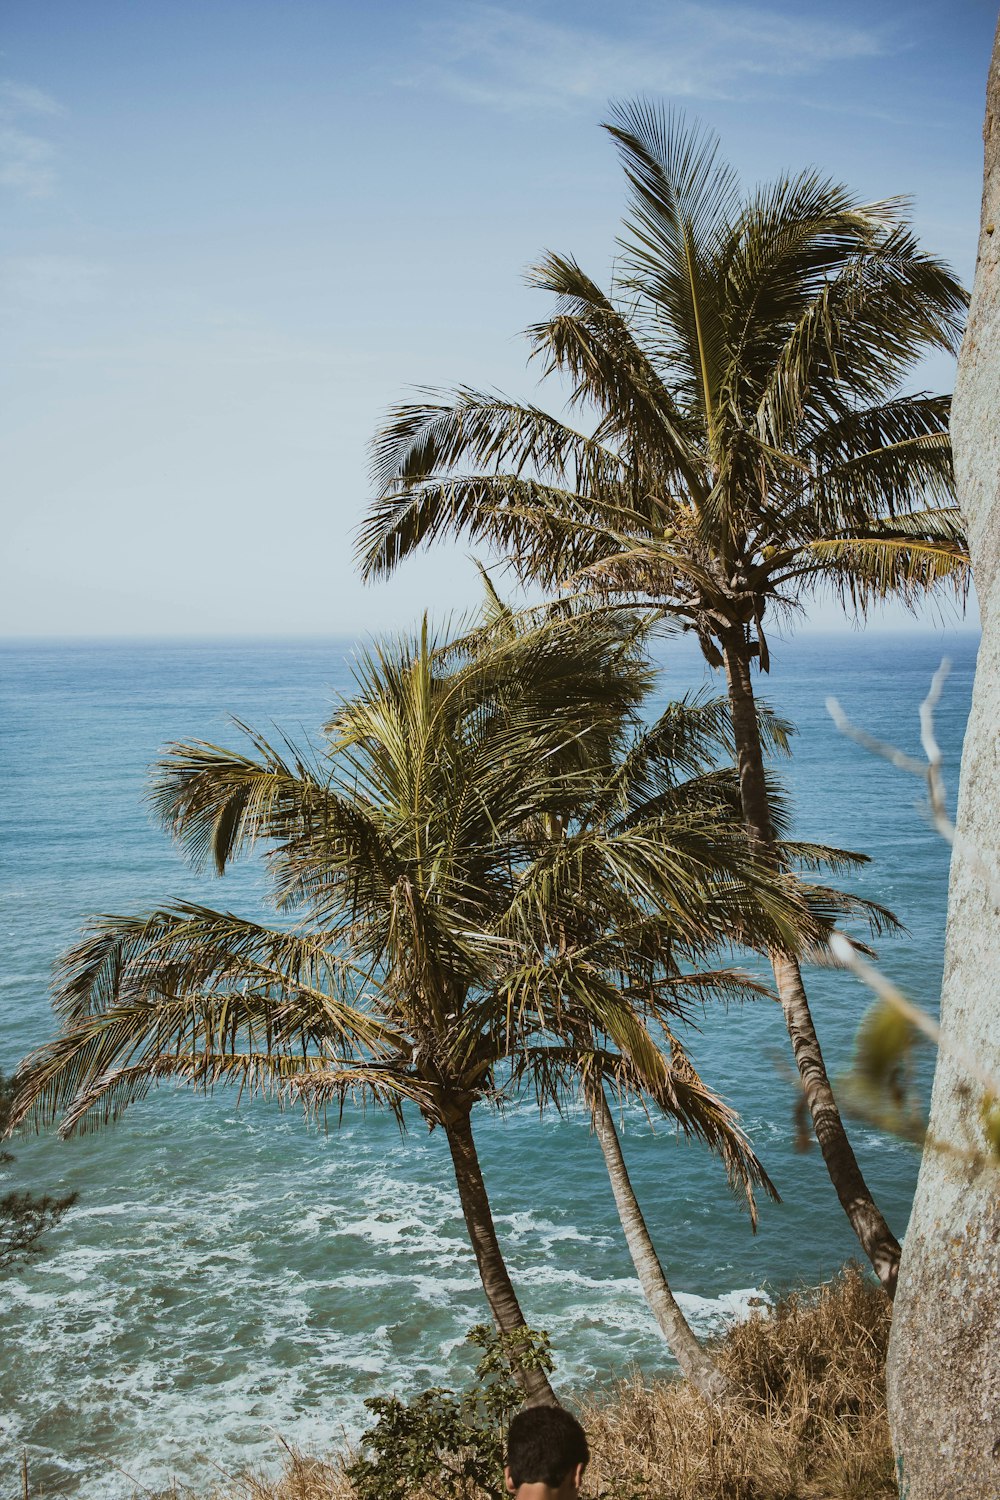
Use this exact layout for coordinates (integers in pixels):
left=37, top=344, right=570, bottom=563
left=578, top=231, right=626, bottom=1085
left=0, top=630, right=978, bottom=1496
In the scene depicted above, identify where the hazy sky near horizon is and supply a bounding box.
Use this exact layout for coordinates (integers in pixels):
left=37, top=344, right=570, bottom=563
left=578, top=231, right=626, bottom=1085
left=2, top=1, right=994, bottom=638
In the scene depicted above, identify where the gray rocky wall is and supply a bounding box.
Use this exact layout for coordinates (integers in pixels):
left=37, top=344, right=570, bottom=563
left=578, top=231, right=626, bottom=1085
left=885, top=17, right=1000, bottom=1499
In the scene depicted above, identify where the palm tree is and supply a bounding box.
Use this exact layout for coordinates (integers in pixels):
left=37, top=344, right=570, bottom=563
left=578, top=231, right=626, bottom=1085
left=587, top=1069, right=733, bottom=1403
left=9, top=611, right=813, bottom=1404
left=357, top=105, right=969, bottom=1295
left=500, top=681, right=780, bottom=1405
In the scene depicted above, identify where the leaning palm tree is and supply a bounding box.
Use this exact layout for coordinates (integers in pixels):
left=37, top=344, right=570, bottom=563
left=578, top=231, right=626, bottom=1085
left=9, top=610, right=814, bottom=1404
left=357, top=105, right=970, bottom=1295
left=498, top=687, right=778, bottom=1405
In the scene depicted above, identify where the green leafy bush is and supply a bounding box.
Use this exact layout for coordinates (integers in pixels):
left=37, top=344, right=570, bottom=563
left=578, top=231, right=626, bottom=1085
left=346, top=1325, right=553, bottom=1500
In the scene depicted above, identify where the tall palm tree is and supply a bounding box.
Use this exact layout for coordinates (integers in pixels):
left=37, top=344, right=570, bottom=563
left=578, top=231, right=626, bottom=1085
left=9, top=612, right=813, bottom=1404
left=357, top=105, right=969, bottom=1295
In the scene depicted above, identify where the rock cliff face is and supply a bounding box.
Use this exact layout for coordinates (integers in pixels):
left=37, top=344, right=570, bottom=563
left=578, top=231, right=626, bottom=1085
left=886, top=18, right=1000, bottom=1499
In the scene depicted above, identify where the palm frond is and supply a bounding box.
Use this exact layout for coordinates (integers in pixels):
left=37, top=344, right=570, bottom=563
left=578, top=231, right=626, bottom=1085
left=724, top=173, right=907, bottom=386
left=799, top=885, right=904, bottom=940
left=756, top=227, right=966, bottom=445
left=604, top=102, right=738, bottom=444
left=360, top=390, right=625, bottom=580
left=517, top=1040, right=779, bottom=1220
left=778, top=841, right=871, bottom=876
left=800, top=525, right=970, bottom=612
left=56, top=1050, right=333, bottom=1137
left=283, top=1062, right=442, bottom=1126
left=526, top=250, right=706, bottom=500
left=10, top=903, right=409, bottom=1137
left=52, top=905, right=393, bottom=1036
left=150, top=729, right=401, bottom=907
left=654, top=966, right=775, bottom=1009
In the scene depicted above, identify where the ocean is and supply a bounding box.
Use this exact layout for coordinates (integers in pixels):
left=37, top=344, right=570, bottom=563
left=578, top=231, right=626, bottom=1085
left=0, top=628, right=978, bottom=1496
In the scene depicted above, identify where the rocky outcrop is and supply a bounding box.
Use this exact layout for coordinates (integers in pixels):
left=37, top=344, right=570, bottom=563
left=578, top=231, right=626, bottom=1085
left=886, top=16, right=1000, bottom=1498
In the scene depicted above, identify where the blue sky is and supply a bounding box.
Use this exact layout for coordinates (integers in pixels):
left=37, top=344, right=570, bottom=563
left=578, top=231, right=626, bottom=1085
left=2, top=1, right=995, bottom=637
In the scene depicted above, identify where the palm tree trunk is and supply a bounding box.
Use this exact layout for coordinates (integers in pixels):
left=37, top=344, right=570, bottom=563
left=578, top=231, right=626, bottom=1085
left=589, top=1082, right=730, bottom=1403
left=444, top=1108, right=560, bottom=1407
left=722, top=631, right=901, bottom=1296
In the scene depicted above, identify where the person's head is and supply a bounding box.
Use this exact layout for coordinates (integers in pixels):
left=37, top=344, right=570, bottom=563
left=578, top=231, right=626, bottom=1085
left=504, top=1406, right=589, bottom=1497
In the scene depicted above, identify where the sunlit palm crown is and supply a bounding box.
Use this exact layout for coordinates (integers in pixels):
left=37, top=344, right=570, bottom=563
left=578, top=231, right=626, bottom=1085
left=360, top=104, right=969, bottom=662
left=10, top=608, right=878, bottom=1209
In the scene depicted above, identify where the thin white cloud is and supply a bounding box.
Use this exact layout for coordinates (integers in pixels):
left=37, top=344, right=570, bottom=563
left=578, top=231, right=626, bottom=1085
left=407, top=3, right=887, bottom=113
left=0, top=78, right=65, bottom=195
left=0, top=79, right=66, bottom=116
left=691, top=5, right=884, bottom=74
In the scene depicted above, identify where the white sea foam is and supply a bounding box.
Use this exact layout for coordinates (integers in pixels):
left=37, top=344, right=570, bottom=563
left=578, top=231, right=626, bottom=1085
left=677, top=1287, right=773, bottom=1324
left=496, top=1211, right=608, bottom=1246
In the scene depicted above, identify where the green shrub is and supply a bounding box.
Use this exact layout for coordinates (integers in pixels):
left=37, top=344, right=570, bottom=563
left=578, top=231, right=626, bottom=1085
left=346, top=1324, right=553, bottom=1500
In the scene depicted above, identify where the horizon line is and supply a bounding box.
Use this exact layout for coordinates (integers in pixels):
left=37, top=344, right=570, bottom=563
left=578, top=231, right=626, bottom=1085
left=0, top=623, right=983, bottom=647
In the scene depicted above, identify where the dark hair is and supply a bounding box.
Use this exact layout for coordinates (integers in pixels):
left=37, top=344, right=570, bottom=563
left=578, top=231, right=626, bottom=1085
left=506, top=1406, right=589, bottom=1489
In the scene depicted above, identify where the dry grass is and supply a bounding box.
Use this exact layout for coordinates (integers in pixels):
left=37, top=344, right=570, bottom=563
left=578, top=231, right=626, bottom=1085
left=582, top=1266, right=895, bottom=1499
left=146, top=1267, right=894, bottom=1500
left=144, top=1447, right=355, bottom=1500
